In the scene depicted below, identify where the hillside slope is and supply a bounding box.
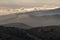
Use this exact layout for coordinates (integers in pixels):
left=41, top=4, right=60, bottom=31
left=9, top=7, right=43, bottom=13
left=0, top=25, right=60, bottom=40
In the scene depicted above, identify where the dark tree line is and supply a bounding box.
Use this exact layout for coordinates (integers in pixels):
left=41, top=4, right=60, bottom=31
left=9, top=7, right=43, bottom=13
left=0, top=25, right=60, bottom=40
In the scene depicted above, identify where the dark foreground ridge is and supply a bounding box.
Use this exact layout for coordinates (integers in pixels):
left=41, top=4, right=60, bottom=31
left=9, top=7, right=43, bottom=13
left=0, top=25, right=60, bottom=40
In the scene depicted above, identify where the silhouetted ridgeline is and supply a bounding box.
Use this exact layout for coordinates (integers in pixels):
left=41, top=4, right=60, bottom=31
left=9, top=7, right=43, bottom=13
left=0, top=25, right=60, bottom=40
left=3, top=23, right=31, bottom=29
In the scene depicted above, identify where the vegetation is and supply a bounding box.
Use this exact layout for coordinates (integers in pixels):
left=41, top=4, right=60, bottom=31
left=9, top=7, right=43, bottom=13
left=0, top=26, right=36, bottom=40
left=27, top=26, right=60, bottom=40
left=0, top=25, right=60, bottom=40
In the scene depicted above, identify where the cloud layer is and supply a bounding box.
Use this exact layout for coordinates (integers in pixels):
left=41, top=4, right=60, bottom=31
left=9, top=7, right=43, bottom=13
left=0, top=0, right=60, bottom=8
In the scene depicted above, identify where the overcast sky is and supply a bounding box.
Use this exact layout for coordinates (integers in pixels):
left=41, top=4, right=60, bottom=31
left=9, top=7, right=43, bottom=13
left=0, top=0, right=60, bottom=8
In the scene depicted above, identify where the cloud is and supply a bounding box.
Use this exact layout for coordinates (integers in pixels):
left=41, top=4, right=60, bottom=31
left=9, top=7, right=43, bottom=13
left=0, top=0, right=60, bottom=8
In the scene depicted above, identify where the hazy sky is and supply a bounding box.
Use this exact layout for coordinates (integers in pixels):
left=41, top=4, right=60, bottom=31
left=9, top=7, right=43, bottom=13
left=0, top=0, right=60, bottom=8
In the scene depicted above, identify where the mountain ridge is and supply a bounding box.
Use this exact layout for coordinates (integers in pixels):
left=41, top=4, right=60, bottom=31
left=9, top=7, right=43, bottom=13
left=3, top=23, right=32, bottom=29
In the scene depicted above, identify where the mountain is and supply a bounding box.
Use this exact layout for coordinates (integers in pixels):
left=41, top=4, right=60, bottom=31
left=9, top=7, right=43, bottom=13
left=15, top=14, right=60, bottom=27
left=22, top=8, right=60, bottom=15
left=0, top=8, right=60, bottom=27
left=3, top=23, right=31, bottom=29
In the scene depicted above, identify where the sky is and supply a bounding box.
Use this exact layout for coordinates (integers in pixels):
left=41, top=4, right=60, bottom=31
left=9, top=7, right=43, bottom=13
left=0, top=0, right=60, bottom=8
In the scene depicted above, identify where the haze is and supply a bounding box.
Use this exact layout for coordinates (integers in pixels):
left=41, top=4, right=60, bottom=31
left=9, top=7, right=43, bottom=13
left=0, top=0, right=60, bottom=8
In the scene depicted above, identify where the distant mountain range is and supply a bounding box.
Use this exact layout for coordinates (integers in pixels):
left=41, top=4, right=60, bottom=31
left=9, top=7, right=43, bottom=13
left=21, top=7, right=60, bottom=15
left=0, top=7, right=59, bottom=15
left=0, top=8, right=60, bottom=27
